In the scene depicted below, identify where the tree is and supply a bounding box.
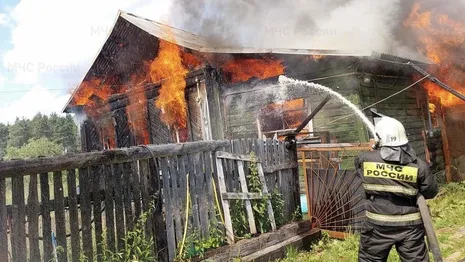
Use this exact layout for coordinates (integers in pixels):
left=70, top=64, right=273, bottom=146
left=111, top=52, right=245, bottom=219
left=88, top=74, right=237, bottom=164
left=0, top=123, right=9, bottom=159
left=49, top=113, right=78, bottom=153
left=7, top=117, right=31, bottom=148
left=30, top=113, right=52, bottom=139
left=5, top=137, right=62, bottom=159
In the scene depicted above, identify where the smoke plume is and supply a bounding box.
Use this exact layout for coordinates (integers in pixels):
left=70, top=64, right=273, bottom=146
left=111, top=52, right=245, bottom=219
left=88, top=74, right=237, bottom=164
left=165, top=0, right=465, bottom=62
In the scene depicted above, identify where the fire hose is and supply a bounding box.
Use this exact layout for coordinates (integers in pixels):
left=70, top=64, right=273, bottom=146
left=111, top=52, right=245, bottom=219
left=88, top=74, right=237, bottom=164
left=417, top=194, right=443, bottom=262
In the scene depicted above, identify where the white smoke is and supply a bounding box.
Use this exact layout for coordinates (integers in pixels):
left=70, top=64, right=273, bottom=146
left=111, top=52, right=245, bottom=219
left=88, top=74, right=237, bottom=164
left=163, top=0, right=465, bottom=62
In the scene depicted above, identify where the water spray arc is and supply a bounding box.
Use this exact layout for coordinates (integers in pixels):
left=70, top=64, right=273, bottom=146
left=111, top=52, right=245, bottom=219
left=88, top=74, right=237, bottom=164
left=278, top=75, right=376, bottom=137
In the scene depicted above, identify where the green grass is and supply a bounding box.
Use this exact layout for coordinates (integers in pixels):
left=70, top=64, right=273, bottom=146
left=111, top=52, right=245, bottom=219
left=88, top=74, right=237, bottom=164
left=278, top=182, right=465, bottom=262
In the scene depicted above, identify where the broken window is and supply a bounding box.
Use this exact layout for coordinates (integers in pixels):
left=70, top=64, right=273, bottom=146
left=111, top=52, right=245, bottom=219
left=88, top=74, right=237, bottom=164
left=259, top=98, right=309, bottom=136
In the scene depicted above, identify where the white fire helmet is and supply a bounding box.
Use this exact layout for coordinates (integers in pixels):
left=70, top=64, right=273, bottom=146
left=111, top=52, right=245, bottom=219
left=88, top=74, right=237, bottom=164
left=374, top=116, right=409, bottom=147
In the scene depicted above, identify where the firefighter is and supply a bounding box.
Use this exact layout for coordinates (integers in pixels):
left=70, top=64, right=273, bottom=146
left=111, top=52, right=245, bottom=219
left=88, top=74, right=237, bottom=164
left=355, top=116, right=438, bottom=262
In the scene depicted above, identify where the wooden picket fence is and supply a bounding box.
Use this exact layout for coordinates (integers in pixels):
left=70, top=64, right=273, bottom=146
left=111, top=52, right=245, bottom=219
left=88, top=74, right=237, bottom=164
left=0, top=139, right=299, bottom=262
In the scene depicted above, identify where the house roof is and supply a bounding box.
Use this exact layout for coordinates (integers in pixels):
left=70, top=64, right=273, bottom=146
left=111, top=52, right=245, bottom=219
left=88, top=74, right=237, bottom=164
left=63, top=10, right=430, bottom=113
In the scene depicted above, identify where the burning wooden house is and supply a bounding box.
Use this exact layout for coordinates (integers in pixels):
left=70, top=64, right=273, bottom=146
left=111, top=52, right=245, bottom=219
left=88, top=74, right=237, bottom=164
left=63, top=10, right=465, bottom=180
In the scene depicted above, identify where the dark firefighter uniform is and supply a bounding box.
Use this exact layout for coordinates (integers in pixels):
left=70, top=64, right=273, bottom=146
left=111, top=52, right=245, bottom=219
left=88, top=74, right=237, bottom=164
left=355, top=147, right=438, bottom=262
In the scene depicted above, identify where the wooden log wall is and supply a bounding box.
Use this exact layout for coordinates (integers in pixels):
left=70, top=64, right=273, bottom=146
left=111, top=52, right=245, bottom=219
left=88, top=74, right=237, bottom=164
left=221, top=72, right=368, bottom=143
left=0, top=139, right=300, bottom=262
left=359, top=75, right=428, bottom=160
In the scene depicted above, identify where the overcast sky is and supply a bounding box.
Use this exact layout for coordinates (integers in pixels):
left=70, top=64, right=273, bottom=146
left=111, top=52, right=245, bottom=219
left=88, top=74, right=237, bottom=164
left=0, top=0, right=174, bottom=124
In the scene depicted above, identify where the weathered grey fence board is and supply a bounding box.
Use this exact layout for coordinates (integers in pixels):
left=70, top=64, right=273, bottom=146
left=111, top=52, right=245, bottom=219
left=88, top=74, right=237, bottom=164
left=12, top=175, right=26, bottom=262
left=0, top=141, right=231, bottom=177
left=161, top=157, right=176, bottom=261
left=113, top=163, right=126, bottom=251
left=92, top=166, right=103, bottom=261
left=131, top=162, right=142, bottom=220
left=67, top=169, right=81, bottom=262
left=27, top=174, right=41, bottom=262
left=170, top=156, right=183, bottom=248
left=54, top=170, right=68, bottom=262
left=203, top=151, right=215, bottom=222
left=196, top=152, right=209, bottom=237
left=40, top=172, right=53, bottom=262
left=122, top=163, right=134, bottom=232
left=138, top=159, right=153, bottom=243
left=79, top=167, right=93, bottom=261
left=0, top=178, right=7, bottom=262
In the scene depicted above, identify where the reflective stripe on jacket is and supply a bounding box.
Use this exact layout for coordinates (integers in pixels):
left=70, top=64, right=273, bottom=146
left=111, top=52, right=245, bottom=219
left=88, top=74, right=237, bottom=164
left=354, top=150, right=438, bottom=227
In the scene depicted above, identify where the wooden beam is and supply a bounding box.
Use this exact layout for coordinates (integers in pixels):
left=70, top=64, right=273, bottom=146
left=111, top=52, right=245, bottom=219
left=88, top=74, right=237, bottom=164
left=0, top=140, right=230, bottom=178
left=215, top=151, right=260, bottom=162
left=241, top=228, right=321, bottom=262
left=263, top=162, right=299, bottom=174
left=298, top=146, right=372, bottom=152
left=322, top=230, right=351, bottom=240
left=221, top=192, right=270, bottom=200
left=438, top=105, right=452, bottom=182
left=194, top=220, right=315, bottom=261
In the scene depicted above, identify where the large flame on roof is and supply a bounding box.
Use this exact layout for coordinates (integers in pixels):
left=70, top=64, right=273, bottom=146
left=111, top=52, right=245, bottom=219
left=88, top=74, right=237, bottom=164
left=404, top=2, right=465, bottom=107
left=150, top=39, right=189, bottom=129
left=222, top=58, right=285, bottom=82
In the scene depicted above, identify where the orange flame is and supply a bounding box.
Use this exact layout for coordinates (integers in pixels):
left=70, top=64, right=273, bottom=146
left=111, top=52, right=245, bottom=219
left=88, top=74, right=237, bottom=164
left=309, top=55, right=324, bottom=61
left=73, top=78, right=113, bottom=106
left=222, top=58, right=285, bottom=82
left=182, top=52, right=203, bottom=70
left=126, top=67, right=151, bottom=145
left=73, top=78, right=117, bottom=148
left=404, top=2, right=465, bottom=107
left=150, top=39, right=189, bottom=129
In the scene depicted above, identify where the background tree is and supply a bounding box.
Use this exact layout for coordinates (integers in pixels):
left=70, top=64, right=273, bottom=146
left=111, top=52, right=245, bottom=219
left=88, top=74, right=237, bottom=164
left=30, top=113, right=52, bottom=139
left=7, top=117, right=31, bottom=148
left=5, top=137, right=62, bottom=159
left=2, top=112, right=79, bottom=158
left=0, top=123, right=9, bottom=159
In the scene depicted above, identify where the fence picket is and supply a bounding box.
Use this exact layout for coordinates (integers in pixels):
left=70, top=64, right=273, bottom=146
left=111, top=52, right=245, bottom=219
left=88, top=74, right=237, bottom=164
left=91, top=166, right=103, bottom=261
left=27, top=174, right=41, bottom=261
left=12, top=175, right=26, bottom=262
left=53, top=171, right=68, bottom=261
left=67, top=169, right=81, bottom=262
left=103, top=164, right=116, bottom=254
left=79, top=167, right=93, bottom=261
left=113, top=164, right=126, bottom=251
left=40, top=172, right=53, bottom=262
left=0, top=178, right=7, bottom=262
